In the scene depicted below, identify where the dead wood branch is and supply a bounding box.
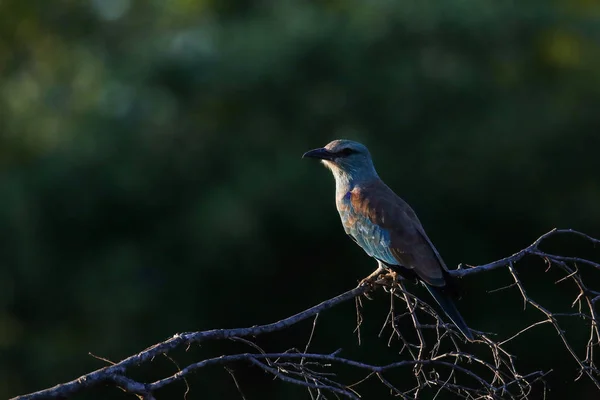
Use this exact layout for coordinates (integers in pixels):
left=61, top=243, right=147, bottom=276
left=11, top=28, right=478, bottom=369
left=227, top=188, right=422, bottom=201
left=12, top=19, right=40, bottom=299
left=11, top=228, right=600, bottom=400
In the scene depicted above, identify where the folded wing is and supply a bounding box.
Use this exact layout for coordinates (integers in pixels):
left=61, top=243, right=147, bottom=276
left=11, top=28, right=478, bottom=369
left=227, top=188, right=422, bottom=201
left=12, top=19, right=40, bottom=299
left=346, top=182, right=447, bottom=287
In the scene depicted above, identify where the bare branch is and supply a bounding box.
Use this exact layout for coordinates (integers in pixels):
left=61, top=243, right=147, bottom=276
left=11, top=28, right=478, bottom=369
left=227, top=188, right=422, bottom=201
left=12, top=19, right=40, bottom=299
left=10, top=228, right=600, bottom=400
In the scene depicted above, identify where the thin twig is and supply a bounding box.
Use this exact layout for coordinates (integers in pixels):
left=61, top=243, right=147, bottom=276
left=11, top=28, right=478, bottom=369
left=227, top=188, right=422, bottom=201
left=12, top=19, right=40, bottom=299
left=10, top=228, right=600, bottom=400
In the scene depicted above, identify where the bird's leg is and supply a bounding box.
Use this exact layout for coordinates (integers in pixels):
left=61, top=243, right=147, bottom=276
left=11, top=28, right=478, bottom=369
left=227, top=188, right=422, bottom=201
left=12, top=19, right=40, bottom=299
left=361, top=265, right=385, bottom=283
left=359, top=262, right=388, bottom=286
left=359, top=263, right=391, bottom=300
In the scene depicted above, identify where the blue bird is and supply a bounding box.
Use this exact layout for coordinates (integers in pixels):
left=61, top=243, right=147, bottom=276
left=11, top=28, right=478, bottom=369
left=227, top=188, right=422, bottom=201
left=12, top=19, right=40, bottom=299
left=303, top=139, right=473, bottom=341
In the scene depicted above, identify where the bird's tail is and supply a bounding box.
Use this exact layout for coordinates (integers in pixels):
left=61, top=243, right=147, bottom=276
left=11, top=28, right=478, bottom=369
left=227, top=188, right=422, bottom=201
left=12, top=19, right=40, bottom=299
left=424, top=284, right=474, bottom=341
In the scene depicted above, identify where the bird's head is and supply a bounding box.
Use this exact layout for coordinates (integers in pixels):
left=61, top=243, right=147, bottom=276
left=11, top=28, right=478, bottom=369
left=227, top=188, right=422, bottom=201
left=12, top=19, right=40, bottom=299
left=302, top=139, right=378, bottom=183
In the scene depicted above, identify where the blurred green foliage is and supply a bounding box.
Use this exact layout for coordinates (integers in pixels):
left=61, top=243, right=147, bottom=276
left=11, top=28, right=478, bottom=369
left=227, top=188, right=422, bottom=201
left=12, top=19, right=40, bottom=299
left=2, top=0, right=600, bottom=399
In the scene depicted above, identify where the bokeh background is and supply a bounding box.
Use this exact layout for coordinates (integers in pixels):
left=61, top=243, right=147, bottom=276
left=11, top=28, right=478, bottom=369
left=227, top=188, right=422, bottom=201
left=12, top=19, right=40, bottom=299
left=3, top=0, right=600, bottom=399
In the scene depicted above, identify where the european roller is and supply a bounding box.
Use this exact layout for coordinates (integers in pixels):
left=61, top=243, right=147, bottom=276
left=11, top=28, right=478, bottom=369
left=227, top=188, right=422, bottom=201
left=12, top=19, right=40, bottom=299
left=303, top=139, right=473, bottom=341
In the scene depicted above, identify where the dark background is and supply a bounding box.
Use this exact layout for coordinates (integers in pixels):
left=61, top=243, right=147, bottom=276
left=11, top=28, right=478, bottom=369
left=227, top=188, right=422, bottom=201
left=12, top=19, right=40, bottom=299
left=2, top=1, right=600, bottom=399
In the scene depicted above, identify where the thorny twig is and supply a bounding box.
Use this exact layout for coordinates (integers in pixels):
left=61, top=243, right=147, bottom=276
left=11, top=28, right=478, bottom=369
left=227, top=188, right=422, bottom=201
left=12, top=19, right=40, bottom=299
left=10, top=228, right=600, bottom=400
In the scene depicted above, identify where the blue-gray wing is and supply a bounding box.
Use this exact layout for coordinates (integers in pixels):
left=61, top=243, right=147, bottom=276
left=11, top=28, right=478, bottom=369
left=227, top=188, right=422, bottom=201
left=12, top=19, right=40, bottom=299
left=341, top=182, right=447, bottom=287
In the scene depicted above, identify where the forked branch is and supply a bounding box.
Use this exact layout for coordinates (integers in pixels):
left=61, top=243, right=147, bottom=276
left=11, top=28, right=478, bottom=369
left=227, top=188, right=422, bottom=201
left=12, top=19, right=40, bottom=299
left=10, top=228, right=600, bottom=400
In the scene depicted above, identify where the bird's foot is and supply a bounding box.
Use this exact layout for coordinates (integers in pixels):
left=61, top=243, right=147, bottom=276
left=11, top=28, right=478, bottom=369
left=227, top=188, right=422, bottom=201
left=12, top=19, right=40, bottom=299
left=359, top=266, right=396, bottom=298
left=359, top=266, right=385, bottom=286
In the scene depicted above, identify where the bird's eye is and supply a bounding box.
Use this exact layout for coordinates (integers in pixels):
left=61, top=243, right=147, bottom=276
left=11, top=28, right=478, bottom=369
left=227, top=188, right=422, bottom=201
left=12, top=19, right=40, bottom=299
left=339, top=148, right=357, bottom=157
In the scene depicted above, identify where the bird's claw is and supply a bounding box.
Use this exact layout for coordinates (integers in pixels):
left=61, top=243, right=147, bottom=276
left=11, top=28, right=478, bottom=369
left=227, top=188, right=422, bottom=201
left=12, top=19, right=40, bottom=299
left=358, top=274, right=381, bottom=299
left=359, top=269, right=398, bottom=299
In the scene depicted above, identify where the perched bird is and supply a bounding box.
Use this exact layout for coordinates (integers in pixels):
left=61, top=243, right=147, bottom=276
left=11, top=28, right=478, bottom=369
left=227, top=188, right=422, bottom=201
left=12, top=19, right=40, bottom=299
left=303, top=139, right=473, bottom=341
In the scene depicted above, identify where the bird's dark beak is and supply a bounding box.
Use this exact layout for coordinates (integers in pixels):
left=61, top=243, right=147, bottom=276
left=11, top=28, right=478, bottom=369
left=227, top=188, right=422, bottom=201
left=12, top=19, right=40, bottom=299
left=302, top=147, right=334, bottom=161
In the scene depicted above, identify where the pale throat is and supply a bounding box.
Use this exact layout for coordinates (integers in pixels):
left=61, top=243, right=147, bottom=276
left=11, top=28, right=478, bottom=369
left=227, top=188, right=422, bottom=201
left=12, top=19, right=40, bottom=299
left=322, top=161, right=351, bottom=200
left=322, top=160, right=379, bottom=201
left=333, top=170, right=353, bottom=201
